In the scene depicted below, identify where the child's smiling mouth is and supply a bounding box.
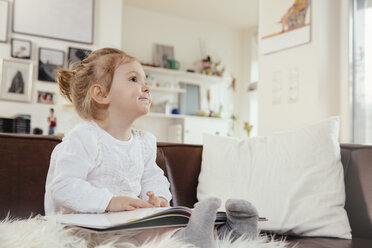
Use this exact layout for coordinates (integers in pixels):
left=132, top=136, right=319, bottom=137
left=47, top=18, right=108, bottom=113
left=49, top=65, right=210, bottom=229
left=139, top=96, right=151, bottom=103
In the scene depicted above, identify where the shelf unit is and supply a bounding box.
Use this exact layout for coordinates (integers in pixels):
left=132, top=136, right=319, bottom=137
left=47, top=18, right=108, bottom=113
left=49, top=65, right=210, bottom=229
left=148, top=86, right=186, bottom=93
left=143, top=66, right=231, bottom=85
left=146, top=112, right=229, bottom=121
left=136, top=112, right=232, bottom=144
left=61, top=65, right=233, bottom=144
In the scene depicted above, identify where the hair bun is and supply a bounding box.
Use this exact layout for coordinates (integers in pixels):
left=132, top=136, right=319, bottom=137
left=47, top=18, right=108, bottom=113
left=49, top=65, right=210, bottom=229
left=57, top=68, right=74, bottom=102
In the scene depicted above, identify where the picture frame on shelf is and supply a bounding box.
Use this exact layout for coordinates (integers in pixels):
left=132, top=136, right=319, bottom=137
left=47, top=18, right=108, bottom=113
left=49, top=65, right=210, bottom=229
left=11, top=38, right=32, bottom=59
left=0, top=0, right=9, bottom=43
left=38, top=47, right=65, bottom=82
left=0, top=59, right=33, bottom=102
left=67, top=47, right=91, bottom=68
left=37, top=90, right=55, bottom=104
left=13, top=0, right=94, bottom=44
left=153, top=44, right=175, bottom=68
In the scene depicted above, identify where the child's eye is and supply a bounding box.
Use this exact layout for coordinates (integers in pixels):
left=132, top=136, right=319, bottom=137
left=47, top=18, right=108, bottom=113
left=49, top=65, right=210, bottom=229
left=129, top=76, right=137, bottom=82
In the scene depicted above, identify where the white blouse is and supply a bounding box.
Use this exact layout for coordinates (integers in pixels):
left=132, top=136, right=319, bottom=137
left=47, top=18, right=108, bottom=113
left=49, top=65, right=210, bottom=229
left=44, top=121, right=172, bottom=215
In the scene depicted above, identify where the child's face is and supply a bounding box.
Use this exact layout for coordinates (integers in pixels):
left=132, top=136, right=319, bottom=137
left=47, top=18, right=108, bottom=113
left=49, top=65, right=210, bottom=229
left=108, top=60, right=151, bottom=118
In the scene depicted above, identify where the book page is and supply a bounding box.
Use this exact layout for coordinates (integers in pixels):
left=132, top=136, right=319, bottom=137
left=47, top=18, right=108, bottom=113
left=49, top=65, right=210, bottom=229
left=56, top=207, right=171, bottom=228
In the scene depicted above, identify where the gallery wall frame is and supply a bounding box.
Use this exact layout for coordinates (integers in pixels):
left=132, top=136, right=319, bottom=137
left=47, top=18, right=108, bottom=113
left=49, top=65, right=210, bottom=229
left=67, top=47, right=92, bottom=68
left=37, top=90, right=55, bottom=104
left=260, top=0, right=311, bottom=54
left=0, top=59, right=33, bottom=102
left=38, top=47, right=65, bottom=82
left=13, top=0, right=94, bottom=44
left=11, top=38, right=32, bottom=59
left=0, top=0, right=9, bottom=43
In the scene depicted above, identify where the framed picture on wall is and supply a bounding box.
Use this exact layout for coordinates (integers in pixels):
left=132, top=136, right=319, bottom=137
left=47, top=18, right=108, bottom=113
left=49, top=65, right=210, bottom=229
left=153, top=44, right=175, bottom=68
left=0, top=59, right=33, bottom=102
left=260, top=0, right=311, bottom=54
left=0, top=0, right=9, bottom=43
left=38, top=48, right=65, bottom=82
left=37, top=90, right=55, bottom=104
left=67, top=47, right=92, bottom=68
left=13, top=0, right=94, bottom=44
left=11, top=38, right=32, bottom=59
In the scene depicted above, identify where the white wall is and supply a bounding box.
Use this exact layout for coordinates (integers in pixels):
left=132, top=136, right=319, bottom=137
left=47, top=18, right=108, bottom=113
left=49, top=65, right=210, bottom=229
left=237, top=27, right=258, bottom=137
left=257, top=0, right=351, bottom=142
left=122, top=6, right=242, bottom=75
left=339, top=0, right=352, bottom=143
left=121, top=5, right=243, bottom=120
left=1, top=2, right=247, bottom=138
left=1, top=1, right=352, bottom=142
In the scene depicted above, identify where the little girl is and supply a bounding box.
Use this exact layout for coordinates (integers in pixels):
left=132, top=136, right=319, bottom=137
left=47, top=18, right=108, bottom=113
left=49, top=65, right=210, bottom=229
left=44, top=48, right=258, bottom=247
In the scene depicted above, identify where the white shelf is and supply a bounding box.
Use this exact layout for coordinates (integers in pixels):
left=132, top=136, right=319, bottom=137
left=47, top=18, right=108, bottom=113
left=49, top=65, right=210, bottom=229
left=146, top=112, right=185, bottom=119
left=148, top=86, right=186, bottom=93
left=143, top=66, right=231, bottom=85
left=146, top=112, right=229, bottom=121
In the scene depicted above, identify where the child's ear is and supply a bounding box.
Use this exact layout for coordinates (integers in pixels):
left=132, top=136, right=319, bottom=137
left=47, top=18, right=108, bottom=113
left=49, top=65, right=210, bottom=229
left=90, top=84, right=110, bottom=105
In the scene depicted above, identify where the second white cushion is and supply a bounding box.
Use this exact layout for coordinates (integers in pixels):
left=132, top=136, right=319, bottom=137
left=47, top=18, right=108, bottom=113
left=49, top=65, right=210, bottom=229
left=197, top=117, right=351, bottom=239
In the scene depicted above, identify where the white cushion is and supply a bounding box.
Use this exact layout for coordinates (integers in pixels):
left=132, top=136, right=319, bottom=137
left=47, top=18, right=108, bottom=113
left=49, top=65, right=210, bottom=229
left=197, top=117, right=351, bottom=239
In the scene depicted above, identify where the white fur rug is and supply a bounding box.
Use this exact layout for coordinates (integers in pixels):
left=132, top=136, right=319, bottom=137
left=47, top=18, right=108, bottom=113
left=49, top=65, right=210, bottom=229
left=0, top=216, right=289, bottom=248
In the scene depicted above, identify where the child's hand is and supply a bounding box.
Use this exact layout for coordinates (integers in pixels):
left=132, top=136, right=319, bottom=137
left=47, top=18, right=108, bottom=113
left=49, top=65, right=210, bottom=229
left=106, top=196, right=153, bottom=212
left=146, top=191, right=170, bottom=207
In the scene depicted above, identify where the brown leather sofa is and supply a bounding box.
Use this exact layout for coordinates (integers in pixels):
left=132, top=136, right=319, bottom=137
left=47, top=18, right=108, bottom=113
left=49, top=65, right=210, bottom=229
left=1, top=133, right=371, bottom=247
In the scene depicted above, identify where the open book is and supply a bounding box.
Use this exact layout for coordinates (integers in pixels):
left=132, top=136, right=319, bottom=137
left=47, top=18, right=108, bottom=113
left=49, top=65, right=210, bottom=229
left=53, top=206, right=267, bottom=232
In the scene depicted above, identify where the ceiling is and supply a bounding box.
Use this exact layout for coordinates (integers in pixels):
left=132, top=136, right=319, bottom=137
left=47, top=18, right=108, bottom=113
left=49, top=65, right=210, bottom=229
left=122, top=0, right=258, bottom=30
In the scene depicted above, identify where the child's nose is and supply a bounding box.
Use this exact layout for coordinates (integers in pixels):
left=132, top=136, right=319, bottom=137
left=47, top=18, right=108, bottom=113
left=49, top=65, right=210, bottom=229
left=142, top=85, right=150, bottom=93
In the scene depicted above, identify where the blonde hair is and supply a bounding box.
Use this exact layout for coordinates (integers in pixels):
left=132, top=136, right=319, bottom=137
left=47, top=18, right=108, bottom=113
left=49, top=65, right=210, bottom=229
left=57, top=48, right=136, bottom=120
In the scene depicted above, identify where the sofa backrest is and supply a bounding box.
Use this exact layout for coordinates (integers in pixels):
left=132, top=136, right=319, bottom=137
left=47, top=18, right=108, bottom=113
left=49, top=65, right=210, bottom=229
left=0, top=133, right=60, bottom=219
left=340, top=144, right=372, bottom=239
left=0, top=133, right=372, bottom=239
left=156, top=143, right=202, bottom=208
left=0, top=133, right=201, bottom=219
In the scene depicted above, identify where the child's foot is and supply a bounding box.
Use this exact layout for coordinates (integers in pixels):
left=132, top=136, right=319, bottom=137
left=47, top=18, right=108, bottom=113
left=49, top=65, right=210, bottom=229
left=217, top=199, right=259, bottom=241
left=173, top=197, right=221, bottom=248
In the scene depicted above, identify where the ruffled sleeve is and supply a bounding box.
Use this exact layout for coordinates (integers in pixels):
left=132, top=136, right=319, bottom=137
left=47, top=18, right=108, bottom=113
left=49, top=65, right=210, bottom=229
left=49, top=126, right=113, bottom=213
left=139, top=131, right=172, bottom=202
